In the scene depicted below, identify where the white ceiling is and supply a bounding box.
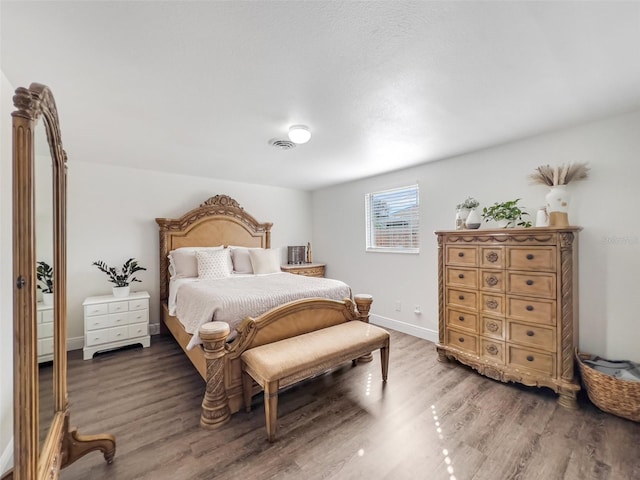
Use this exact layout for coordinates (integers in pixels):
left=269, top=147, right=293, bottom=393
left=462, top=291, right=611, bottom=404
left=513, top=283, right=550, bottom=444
left=2, top=1, right=640, bottom=191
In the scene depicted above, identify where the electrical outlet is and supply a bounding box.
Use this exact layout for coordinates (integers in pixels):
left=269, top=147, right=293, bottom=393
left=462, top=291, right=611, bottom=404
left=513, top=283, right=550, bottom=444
left=395, top=301, right=401, bottom=312
left=414, top=305, right=422, bottom=314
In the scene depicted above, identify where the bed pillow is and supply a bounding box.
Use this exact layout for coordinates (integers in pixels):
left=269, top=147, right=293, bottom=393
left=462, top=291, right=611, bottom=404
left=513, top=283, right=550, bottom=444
left=249, top=248, right=282, bottom=274
left=229, top=246, right=261, bottom=274
left=196, top=249, right=231, bottom=280
left=169, top=246, right=224, bottom=279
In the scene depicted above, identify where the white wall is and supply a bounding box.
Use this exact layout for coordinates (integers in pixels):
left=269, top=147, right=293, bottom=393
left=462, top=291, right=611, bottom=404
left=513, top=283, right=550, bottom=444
left=1, top=71, right=15, bottom=474
left=312, top=109, right=640, bottom=362
left=67, top=162, right=313, bottom=342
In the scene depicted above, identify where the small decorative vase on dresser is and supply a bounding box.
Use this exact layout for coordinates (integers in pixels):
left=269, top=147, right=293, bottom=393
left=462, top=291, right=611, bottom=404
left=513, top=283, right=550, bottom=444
left=280, top=263, right=326, bottom=278
left=435, top=227, right=581, bottom=408
left=83, top=291, right=151, bottom=360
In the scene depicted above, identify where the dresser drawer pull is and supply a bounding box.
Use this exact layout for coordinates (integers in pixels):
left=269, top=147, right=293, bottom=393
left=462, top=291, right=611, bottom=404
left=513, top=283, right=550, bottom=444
left=486, top=322, right=499, bottom=332
left=458, top=316, right=464, bottom=321
left=486, top=252, right=499, bottom=263
left=486, top=299, right=498, bottom=309
left=526, top=305, right=534, bottom=311
left=526, top=254, right=534, bottom=260
left=458, top=252, right=464, bottom=257
left=486, top=345, right=499, bottom=355
left=526, top=355, right=534, bottom=362
left=526, top=330, right=535, bottom=337
left=486, top=276, right=498, bottom=287
left=458, top=273, right=464, bottom=279
left=526, top=280, right=534, bottom=286
left=459, top=337, right=465, bottom=343
left=458, top=295, right=465, bottom=300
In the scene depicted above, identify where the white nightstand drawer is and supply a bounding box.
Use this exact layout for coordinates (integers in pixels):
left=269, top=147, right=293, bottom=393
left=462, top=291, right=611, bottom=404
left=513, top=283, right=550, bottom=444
left=108, top=301, right=129, bottom=313
left=84, top=303, right=109, bottom=317
left=40, top=309, right=54, bottom=323
left=128, top=309, right=148, bottom=325
left=86, top=313, right=129, bottom=330
left=128, top=323, right=148, bottom=338
left=38, top=338, right=54, bottom=356
left=128, top=298, right=149, bottom=311
left=85, top=325, right=129, bottom=347
left=38, top=322, right=54, bottom=338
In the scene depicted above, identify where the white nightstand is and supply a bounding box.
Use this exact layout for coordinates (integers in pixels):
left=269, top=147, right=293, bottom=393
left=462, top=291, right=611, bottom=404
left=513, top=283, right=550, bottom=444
left=37, top=302, right=54, bottom=363
left=82, top=291, right=151, bottom=360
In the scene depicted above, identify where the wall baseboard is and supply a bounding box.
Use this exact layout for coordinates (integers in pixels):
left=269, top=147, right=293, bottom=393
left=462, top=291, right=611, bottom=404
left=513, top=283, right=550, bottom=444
left=67, top=336, right=84, bottom=351
left=0, top=438, right=13, bottom=476
left=149, top=323, right=160, bottom=335
left=370, top=314, right=438, bottom=344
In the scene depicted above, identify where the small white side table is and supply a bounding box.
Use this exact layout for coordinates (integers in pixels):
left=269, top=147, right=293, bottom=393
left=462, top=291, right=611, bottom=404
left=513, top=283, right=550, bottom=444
left=82, top=291, right=150, bottom=360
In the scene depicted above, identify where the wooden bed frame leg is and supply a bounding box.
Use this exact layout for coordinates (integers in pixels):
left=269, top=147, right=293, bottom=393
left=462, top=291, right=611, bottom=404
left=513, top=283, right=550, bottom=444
left=354, top=294, right=374, bottom=363
left=199, top=322, right=231, bottom=429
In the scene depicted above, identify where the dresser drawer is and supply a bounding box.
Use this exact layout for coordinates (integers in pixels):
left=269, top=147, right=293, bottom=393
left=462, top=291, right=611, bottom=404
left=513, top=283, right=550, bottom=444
left=479, top=246, right=504, bottom=269
left=508, top=346, right=555, bottom=376
left=38, top=338, right=54, bottom=356
left=129, top=298, right=149, bottom=311
left=481, top=316, right=504, bottom=340
left=508, top=322, right=555, bottom=352
left=481, top=338, right=505, bottom=364
left=108, top=301, right=130, bottom=314
left=507, top=297, right=556, bottom=325
left=84, top=303, right=109, bottom=317
left=446, top=246, right=478, bottom=267
left=507, top=272, right=556, bottom=299
left=447, top=308, right=478, bottom=333
left=128, top=323, right=148, bottom=338
left=128, top=309, right=148, bottom=325
left=480, top=270, right=504, bottom=292
left=40, top=309, right=54, bottom=323
left=480, top=293, right=505, bottom=316
left=86, top=313, right=129, bottom=331
left=38, top=322, right=54, bottom=339
left=446, top=329, right=478, bottom=355
left=446, top=268, right=478, bottom=289
left=446, top=288, right=477, bottom=310
left=85, top=325, right=129, bottom=347
left=507, top=247, right=556, bottom=272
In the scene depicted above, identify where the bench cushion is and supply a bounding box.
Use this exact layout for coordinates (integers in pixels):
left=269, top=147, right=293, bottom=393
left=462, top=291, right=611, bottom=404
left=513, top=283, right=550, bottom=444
left=241, top=321, right=389, bottom=387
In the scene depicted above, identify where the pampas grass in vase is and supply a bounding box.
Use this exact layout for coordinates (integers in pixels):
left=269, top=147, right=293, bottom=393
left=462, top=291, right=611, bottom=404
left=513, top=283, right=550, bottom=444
left=529, top=163, right=589, bottom=227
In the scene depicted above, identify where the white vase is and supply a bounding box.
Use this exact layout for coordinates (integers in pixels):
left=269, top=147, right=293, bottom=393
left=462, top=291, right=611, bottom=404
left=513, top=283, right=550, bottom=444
left=545, top=185, right=571, bottom=227
left=112, top=286, right=130, bottom=298
left=535, top=208, right=549, bottom=227
left=465, top=208, right=481, bottom=229
left=455, top=208, right=470, bottom=230
left=496, top=219, right=513, bottom=228
left=42, top=292, right=54, bottom=305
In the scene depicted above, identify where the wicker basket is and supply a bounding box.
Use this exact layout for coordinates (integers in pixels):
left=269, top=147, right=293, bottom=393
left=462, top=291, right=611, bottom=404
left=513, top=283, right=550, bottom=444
left=576, top=351, right=640, bottom=422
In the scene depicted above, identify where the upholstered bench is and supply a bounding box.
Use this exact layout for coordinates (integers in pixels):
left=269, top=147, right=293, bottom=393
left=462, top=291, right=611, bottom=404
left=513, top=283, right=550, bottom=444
left=241, top=320, right=390, bottom=441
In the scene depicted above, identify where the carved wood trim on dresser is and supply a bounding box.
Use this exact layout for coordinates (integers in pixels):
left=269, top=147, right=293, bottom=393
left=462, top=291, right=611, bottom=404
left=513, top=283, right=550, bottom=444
left=435, top=227, right=581, bottom=408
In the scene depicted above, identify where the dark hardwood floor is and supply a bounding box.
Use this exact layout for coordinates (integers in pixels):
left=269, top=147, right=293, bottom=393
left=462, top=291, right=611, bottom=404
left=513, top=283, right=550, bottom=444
left=56, top=331, right=639, bottom=480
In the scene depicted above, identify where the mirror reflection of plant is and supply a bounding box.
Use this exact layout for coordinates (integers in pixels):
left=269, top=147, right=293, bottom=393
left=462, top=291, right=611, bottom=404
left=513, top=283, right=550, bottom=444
left=482, top=199, right=532, bottom=228
left=36, top=261, right=54, bottom=293
left=92, top=258, right=146, bottom=287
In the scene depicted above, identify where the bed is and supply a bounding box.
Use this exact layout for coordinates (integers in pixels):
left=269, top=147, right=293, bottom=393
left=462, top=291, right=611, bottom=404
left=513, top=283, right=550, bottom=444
left=155, top=194, right=373, bottom=425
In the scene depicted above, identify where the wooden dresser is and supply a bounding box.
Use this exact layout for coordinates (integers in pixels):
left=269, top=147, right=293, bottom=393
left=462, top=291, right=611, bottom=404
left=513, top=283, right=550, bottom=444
left=280, top=263, right=326, bottom=277
left=435, top=227, right=581, bottom=408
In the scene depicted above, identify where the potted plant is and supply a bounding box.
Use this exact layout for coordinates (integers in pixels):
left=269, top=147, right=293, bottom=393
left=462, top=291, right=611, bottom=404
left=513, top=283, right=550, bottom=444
left=455, top=197, right=480, bottom=230
left=93, top=258, right=147, bottom=298
left=36, top=260, right=54, bottom=305
left=481, top=199, right=532, bottom=228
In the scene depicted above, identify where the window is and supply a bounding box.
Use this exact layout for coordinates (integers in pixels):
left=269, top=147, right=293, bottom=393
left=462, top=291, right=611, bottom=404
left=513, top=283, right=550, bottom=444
left=365, top=184, right=419, bottom=253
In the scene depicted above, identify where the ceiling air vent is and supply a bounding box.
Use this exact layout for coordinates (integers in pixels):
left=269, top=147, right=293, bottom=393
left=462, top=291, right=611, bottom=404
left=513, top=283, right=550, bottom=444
left=269, top=138, right=296, bottom=150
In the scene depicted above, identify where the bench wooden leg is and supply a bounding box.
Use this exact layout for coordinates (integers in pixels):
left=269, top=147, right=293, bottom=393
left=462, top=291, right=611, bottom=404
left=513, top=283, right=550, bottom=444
left=242, top=370, right=253, bottom=413
left=380, top=343, right=389, bottom=382
left=264, top=380, right=279, bottom=442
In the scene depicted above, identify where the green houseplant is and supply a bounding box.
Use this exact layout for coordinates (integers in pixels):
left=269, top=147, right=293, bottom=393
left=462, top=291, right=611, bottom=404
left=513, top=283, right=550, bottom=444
left=36, top=260, right=54, bottom=305
left=482, top=199, right=532, bottom=228
left=93, top=258, right=146, bottom=298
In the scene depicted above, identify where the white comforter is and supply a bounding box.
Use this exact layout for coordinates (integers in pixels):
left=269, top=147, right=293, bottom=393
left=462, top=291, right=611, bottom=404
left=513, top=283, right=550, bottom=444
left=171, top=272, right=352, bottom=349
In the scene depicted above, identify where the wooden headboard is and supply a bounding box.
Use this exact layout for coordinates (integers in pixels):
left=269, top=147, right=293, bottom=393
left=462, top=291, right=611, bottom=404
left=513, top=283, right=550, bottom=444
left=155, top=195, right=272, bottom=303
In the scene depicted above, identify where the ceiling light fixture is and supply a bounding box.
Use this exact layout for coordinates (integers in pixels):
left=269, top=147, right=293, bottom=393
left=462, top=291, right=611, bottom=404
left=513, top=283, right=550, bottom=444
left=288, top=125, right=311, bottom=144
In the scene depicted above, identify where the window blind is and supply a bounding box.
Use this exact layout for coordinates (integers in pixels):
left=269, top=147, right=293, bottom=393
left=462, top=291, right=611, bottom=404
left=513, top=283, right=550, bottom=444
left=365, top=184, right=419, bottom=253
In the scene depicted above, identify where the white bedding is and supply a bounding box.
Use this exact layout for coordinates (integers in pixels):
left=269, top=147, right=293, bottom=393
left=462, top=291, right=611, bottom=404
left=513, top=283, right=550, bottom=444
left=171, top=272, right=352, bottom=349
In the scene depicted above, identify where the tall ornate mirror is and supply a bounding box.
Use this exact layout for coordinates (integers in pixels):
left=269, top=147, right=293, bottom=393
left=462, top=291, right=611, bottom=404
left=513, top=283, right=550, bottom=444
left=4, top=83, right=115, bottom=480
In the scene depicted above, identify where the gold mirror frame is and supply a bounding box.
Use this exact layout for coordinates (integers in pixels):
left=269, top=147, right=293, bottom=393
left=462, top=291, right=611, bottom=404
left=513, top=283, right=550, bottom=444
left=7, top=83, right=115, bottom=480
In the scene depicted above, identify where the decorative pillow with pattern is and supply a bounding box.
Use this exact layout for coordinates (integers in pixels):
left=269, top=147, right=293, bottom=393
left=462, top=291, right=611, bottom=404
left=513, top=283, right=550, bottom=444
left=169, top=246, right=224, bottom=279
left=196, top=249, right=232, bottom=280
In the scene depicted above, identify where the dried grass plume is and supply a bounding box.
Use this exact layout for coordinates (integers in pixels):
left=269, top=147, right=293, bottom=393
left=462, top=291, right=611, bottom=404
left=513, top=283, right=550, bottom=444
left=529, top=163, right=590, bottom=186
